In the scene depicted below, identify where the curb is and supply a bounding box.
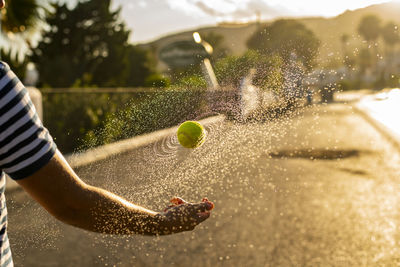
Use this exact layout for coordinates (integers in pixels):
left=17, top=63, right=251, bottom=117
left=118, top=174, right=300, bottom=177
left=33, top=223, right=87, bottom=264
left=6, top=115, right=225, bottom=192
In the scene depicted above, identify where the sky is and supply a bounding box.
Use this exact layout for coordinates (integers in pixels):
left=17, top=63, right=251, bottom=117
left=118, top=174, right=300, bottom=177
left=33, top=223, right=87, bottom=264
left=112, top=0, right=395, bottom=44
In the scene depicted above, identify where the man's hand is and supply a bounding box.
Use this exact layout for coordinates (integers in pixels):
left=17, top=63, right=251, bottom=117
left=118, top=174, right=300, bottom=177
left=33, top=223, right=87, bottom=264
left=155, top=197, right=214, bottom=235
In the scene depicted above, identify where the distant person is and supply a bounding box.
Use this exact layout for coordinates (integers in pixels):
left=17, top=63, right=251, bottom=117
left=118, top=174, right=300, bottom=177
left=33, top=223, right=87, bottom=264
left=306, top=89, right=313, bottom=105
left=0, top=1, right=212, bottom=265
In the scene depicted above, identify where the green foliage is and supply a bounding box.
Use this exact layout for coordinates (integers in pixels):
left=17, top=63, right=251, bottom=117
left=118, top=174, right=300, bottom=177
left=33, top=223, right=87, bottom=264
left=1, top=0, right=48, bottom=33
left=253, top=54, right=284, bottom=94
left=42, top=91, right=133, bottom=153
left=175, top=75, right=207, bottom=89
left=340, top=33, right=350, bottom=56
left=247, top=19, right=320, bottom=71
left=144, top=74, right=170, bottom=88
left=31, top=0, right=156, bottom=88
left=0, top=50, right=28, bottom=79
left=214, top=50, right=284, bottom=93
left=168, top=64, right=203, bottom=84
left=337, top=79, right=362, bottom=91
left=367, top=72, right=400, bottom=90
left=214, top=50, right=259, bottom=87
left=358, top=47, right=373, bottom=73
left=386, top=74, right=400, bottom=88
left=358, top=15, right=381, bottom=42
left=125, top=46, right=155, bottom=87
left=341, top=33, right=350, bottom=44
left=373, top=71, right=387, bottom=89
left=343, top=54, right=356, bottom=69
left=381, top=21, right=399, bottom=47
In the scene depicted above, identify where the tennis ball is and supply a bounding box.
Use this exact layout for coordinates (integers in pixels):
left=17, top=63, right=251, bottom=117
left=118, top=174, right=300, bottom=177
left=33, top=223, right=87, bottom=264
left=177, top=121, right=206, bottom=148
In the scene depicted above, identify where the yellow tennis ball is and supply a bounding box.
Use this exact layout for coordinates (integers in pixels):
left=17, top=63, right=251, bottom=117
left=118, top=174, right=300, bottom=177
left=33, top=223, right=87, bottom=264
left=177, top=121, right=206, bottom=148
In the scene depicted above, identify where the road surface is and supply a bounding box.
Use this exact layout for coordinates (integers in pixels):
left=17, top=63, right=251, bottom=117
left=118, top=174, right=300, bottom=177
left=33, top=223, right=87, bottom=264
left=6, top=97, right=400, bottom=266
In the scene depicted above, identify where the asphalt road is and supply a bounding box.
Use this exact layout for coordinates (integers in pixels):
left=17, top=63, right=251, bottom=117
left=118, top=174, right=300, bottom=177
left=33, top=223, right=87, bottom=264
left=6, top=100, right=400, bottom=266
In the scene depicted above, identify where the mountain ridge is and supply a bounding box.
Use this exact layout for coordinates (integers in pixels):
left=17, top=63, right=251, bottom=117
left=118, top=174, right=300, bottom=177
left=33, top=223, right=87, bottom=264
left=141, top=1, right=400, bottom=69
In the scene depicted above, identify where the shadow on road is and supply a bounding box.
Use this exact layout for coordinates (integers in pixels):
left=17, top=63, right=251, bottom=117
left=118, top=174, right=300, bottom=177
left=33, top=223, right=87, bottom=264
left=267, top=148, right=371, bottom=160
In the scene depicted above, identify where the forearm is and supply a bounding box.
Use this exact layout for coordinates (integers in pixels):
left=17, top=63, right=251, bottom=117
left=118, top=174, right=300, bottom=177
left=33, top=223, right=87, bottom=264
left=17, top=150, right=211, bottom=236
left=17, top=151, right=163, bottom=235
left=55, top=184, right=163, bottom=235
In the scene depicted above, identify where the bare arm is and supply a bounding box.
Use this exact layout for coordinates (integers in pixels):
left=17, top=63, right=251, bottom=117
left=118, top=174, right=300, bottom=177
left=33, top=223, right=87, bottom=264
left=16, top=150, right=212, bottom=235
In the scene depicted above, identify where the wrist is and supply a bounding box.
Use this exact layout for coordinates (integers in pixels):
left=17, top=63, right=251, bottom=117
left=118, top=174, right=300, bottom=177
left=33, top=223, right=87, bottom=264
left=136, top=212, right=167, bottom=236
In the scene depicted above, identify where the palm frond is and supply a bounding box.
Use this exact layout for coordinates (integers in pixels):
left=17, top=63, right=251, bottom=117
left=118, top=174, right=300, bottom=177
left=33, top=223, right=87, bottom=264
left=0, top=0, right=51, bottom=61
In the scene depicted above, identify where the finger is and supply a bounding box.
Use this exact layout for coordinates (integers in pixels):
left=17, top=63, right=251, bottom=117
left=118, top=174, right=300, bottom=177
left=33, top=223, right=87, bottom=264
left=203, top=200, right=214, bottom=210
left=170, top=197, right=187, bottom=205
left=190, top=201, right=214, bottom=214
left=194, top=211, right=211, bottom=224
left=180, top=212, right=209, bottom=231
left=185, top=203, right=206, bottom=214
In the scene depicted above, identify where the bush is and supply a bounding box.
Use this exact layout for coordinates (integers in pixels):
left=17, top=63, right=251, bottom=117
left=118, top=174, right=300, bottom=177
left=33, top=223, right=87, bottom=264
left=42, top=90, right=134, bottom=153
left=175, top=75, right=207, bottom=89
left=144, top=74, right=171, bottom=88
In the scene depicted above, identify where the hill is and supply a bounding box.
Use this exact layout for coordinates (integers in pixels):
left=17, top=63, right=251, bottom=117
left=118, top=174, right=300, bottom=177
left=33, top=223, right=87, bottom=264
left=299, top=2, right=400, bottom=65
left=141, top=1, right=400, bottom=71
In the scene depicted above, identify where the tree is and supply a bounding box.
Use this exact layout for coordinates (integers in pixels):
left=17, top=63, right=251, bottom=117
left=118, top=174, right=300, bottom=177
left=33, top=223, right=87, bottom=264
left=357, top=15, right=382, bottom=75
left=246, top=19, right=320, bottom=71
left=358, top=15, right=381, bottom=43
left=340, top=34, right=356, bottom=69
left=31, top=0, right=128, bottom=87
left=31, top=0, right=156, bottom=88
left=1, top=0, right=46, bottom=33
left=381, top=22, right=399, bottom=82
left=381, top=22, right=399, bottom=51
left=358, top=48, right=373, bottom=74
left=125, top=46, right=155, bottom=87
left=341, top=33, right=350, bottom=55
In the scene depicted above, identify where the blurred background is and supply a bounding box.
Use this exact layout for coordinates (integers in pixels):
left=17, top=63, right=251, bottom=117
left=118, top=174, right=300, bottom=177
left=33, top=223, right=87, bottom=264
left=4, top=0, right=400, bottom=266
left=4, top=0, right=400, bottom=154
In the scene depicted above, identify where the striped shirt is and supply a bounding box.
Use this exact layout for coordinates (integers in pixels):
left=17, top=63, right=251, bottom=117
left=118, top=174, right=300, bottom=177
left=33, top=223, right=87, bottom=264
left=0, top=61, right=56, bottom=266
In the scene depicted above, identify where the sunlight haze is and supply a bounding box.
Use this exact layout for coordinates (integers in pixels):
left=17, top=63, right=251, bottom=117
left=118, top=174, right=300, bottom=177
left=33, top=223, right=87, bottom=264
left=112, top=0, right=394, bottom=43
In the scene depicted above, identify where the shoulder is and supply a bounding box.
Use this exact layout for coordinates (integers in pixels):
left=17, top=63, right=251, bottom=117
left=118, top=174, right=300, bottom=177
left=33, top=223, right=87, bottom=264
left=0, top=61, right=10, bottom=73
left=0, top=61, right=11, bottom=80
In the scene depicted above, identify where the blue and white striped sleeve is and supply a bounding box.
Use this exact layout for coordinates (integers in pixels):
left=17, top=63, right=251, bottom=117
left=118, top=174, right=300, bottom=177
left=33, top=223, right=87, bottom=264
left=0, top=61, right=56, bottom=180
